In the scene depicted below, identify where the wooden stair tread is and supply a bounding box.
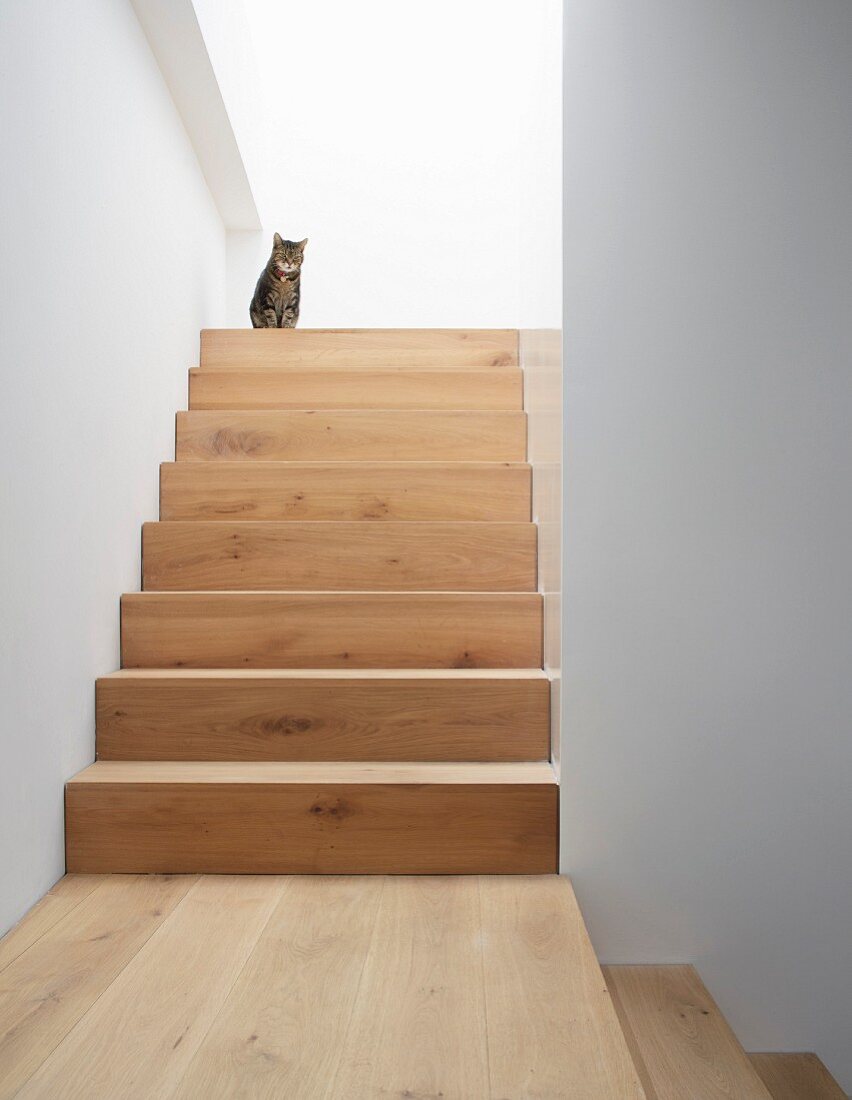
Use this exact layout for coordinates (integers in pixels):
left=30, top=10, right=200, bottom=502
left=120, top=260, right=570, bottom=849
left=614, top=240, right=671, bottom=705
left=175, top=410, right=527, bottom=462
left=100, top=667, right=548, bottom=679
left=159, top=461, right=531, bottom=522
left=188, top=366, right=523, bottom=409
left=604, top=965, right=773, bottom=1099
left=200, top=328, right=519, bottom=369
left=69, top=760, right=556, bottom=785
left=141, top=520, right=536, bottom=592
left=748, top=1053, right=847, bottom=1100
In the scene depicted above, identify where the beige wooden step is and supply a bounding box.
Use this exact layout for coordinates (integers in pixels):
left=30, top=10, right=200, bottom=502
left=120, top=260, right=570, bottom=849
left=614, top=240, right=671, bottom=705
left=65, top=761, right=557, bottom=874
left=748, top=1053, right=847, bottom=1100
left=96, top=668, right=550, bottom=761
left=188, top=367, right=523, bottom=410
left=200, top=328, right=518, bottom=369
left=120, top=591, right=543, bottom=669
left=604, top=965, right=774, bottom=1099
left=159, top=461, right=531, bottom=522
left=141, top=521, right=537, bottom=592
left=175, top=410, right=526, bottom=462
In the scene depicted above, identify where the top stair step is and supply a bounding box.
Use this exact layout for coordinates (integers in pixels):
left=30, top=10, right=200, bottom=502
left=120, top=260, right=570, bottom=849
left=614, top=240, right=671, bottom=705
left=200, top=329, right=519, bottom=369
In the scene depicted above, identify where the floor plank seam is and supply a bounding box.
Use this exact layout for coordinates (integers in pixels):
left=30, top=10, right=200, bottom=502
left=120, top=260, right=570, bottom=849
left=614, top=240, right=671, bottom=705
left=168, top=877, right=290, bottom=1099
left=0, top=879, right=98, bottom=977
left=475, top=877, right=496, bottom=1099
left=8, top=876, right=201, bottom=1097
left=325, top=877, right=387, bottom=1099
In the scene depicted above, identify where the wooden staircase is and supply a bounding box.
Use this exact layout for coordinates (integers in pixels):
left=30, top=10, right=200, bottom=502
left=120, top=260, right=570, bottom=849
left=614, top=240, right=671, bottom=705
left=65, top=328, right=558, bottom=874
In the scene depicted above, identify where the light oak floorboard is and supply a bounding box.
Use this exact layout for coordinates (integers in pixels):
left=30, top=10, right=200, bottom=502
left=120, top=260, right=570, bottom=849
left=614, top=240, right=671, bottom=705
left=1, top=876, right=666, bottom=1099
left=141, top=520, right=537, bottom=592
left=200, top=327, right=519, bottom=369
left=159, top=460, right=532, bottom=522
left=329, top=876, right=491, bottom=1099
left=175, top=410, right=527, bottom=463
left=748, top=1052, right=847, bottom=1100
left=0, top=874, right=196, bottom=1099
left=188, top=366, right=524, bottom=409
left=481, top=877, right=645, bottom=1099
left=15, top=877, right=284, bottom=1100
left=603, top=965, right=773, bottom=1100
left=173, top=877, right=384, bottom=1100
left=0, top=875, right=101, bottom=975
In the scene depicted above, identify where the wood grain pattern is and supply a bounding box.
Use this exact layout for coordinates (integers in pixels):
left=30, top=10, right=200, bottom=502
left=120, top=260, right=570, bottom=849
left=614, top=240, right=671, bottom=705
left=173, top=877, right=384, bottom=1100
left=189, top=366, right=524, bottom=409
left=0, top=875, right=101, bottom=975
left=331, top=877, right=490, bottom=1097
left=748, top=1053, right=847, bottom=1100
left=481, top=877, right=646, bottom=1099
left=200, top=327, right=519, bottom=368
left=65, top=762, right=558, bottom=875
left=3, top=876, right=662, bottom=1099
left=603, top=965, right=774, bottom=1100
left=141, top=520, right=537, bottom=592
left=120, top=591, right=543, bottom=669
left=0, top=874, right=196, bottom=1098
left=160, top=460, right=532, bottom=522
left=14, top=877, right=285, bottom=1100
left=96, top=669, right=551, bottom=761
left=175, top=409, right=527, bottom=462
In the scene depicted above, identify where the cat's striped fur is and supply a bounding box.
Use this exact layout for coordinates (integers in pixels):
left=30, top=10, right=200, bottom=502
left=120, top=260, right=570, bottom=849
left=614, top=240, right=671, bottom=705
left=250, top=233, right=308, bottom=328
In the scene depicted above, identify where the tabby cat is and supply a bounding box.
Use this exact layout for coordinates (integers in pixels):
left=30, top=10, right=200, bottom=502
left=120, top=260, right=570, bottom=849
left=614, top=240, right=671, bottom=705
left=249, top=233, right=308, bottom=328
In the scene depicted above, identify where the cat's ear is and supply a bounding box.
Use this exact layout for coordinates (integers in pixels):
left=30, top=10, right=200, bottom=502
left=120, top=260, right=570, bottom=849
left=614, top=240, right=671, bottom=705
left=273, top=232, right=283, bottom=247
left=298, top=238, right=308, bottom=251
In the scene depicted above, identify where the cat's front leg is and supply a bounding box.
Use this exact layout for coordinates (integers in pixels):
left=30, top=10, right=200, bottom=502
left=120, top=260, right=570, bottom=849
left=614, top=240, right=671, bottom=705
left=282, top=307, right=299, bottom=329
left=263, top=306, right=279, bottom=328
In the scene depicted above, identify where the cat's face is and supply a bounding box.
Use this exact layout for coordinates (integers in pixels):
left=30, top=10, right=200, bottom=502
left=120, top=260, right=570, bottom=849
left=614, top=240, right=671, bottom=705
left=271, top=233, right=307, bottom=277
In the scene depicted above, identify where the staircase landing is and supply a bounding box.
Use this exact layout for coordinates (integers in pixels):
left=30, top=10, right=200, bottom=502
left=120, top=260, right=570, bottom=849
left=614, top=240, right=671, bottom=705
left=0, top=873, right=643, bottom=1099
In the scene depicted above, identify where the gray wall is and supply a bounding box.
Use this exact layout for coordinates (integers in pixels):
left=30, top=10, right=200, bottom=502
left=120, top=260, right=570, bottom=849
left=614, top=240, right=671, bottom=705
left=562, top=0, right=852, bottom=1087
left=0, top=0, right=225, bottom=936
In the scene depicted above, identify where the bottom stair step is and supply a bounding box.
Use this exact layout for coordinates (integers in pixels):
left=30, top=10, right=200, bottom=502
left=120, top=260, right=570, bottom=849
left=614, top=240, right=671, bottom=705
left=65, top=761, right=558, bottom=874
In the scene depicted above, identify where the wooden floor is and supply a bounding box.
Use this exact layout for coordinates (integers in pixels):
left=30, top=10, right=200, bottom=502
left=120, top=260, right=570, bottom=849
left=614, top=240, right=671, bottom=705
left=0, top=874, right=645, bottom=1100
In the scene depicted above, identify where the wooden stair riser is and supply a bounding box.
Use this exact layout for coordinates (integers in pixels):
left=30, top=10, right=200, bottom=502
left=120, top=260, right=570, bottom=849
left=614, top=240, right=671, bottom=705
left=159, top=462, right=532, bottom=522
left=141, top=521, right=537, bottom=592
left=200, top=328, right=519, bottom=369
left=120, top=592, right=543, bottom=670
left=189, top=367, right=524, bottom=410
left=96, top=672, right=550, bottom=761
left=175, top=410, right=527, bottom=463
left=65, top=767, right=557, bottom=875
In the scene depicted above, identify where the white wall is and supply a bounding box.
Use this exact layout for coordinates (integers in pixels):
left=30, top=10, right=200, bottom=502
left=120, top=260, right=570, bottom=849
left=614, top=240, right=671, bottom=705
left=227, top=0, right=536, bottom=327
left=0, top=0, right=225, bottom=936
left=562, top=0, right=852, bottom=1087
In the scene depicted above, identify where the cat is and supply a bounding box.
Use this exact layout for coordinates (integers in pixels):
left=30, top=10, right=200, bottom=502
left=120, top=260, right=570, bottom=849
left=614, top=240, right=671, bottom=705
left=249, top=233, right=308, bottom=328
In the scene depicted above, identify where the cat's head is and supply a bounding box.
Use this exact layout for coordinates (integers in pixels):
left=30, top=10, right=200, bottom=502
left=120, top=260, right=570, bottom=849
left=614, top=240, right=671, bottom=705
left=270, top=233, right=308, bottom=278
